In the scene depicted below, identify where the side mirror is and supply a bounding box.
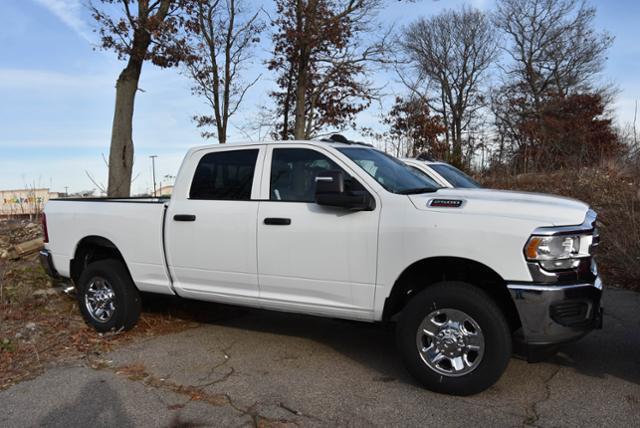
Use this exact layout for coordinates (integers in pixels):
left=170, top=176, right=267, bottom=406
left=314, top=170, right=375, bottom=211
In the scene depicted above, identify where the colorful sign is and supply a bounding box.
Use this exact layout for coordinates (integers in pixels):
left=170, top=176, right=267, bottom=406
left=0, top=189, right=56, bottom=216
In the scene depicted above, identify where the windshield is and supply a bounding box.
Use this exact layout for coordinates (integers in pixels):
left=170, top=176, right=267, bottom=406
left=338, top=147, right=440, bottom=194
left=430, top=164, right=482, bottom=188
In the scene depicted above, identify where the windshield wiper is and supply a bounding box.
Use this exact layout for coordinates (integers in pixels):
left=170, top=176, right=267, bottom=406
left=397, top=187, right=439, bottom=195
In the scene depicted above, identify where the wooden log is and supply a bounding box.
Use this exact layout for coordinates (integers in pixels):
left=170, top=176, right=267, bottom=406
left=12, top=238, right=44, bottom=259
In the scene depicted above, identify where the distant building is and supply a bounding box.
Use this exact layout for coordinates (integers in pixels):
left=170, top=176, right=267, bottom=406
left=158, top=185, right=173, bottom=196
left=0, top=188, right=59, bottom=218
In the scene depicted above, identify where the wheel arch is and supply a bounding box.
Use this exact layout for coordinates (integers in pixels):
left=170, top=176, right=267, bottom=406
left=382, top=256, right=522, bottom=333
left=70, top=235, right=131, bottom=286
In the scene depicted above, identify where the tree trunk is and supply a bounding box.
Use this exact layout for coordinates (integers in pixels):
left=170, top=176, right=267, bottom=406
left=107, top=58, right=143, bottom=197
left=451, top=118, right=463, bottom=167
left=293, top=0, right=310, bottom=140
left=220, top=0, right=235, bottom=145
left=107, top=24, right=151, bottom=197
left=293, top=56, right=308, bottom=140
left=281, top=64, right=295, bottom=140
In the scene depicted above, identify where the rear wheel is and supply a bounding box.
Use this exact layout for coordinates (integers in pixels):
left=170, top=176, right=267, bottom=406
left=397, top=281, right=511, bottom=395
left=77, top=259, right=141, bottom=332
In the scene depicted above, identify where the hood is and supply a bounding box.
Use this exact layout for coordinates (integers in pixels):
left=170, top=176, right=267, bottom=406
left=408, top=188, right=589, bottom=227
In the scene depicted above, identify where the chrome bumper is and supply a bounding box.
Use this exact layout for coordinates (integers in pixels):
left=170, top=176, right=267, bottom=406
left=507, top=277, right=603, bottom=346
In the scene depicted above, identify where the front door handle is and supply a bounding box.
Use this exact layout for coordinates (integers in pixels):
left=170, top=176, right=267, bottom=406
left=264, top=217, right=291, bottom=226
left=174, top=214, right=196, bottom=222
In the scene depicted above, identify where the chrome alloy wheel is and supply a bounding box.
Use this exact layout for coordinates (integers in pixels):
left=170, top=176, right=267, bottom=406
left=84, top=277, right=116, bottom=323
left=416, top=308, right=484, bottom=377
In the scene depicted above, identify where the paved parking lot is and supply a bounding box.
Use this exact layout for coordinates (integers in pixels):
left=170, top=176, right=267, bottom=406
left=1, top=288, right=639, bottom=427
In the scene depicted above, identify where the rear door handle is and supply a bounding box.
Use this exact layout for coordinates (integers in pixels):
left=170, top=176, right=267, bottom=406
left=174, top=214, right=196, bottom=222
left=264, top=217, right=291, bottom=226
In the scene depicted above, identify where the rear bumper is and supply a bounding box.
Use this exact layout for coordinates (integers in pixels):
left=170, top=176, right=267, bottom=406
left=39, top=249, right=59, bottom=279
left=508, top=277, right=603, bottom=347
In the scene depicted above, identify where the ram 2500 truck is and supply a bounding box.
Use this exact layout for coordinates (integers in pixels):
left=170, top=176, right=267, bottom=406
left=40, top=136, right=603, bottom=395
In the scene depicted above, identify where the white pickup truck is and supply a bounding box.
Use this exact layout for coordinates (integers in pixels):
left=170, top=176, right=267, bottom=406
left=40, top=135, right=603, bottom=395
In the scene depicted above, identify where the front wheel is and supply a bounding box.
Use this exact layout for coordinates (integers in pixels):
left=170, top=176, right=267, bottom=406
left=397, top=281, right=512, bottom=395
left=77, top=259, right=141, bottom=333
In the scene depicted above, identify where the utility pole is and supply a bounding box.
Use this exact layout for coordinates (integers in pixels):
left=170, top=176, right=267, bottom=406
left=150, top=155, right=158, bottom=197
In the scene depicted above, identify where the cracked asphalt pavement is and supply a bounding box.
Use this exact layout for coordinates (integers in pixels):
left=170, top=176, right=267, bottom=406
left=1, top=288, right=639, bottom=427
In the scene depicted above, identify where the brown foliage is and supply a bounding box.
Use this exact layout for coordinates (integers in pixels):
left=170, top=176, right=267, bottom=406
left=383, top=96, right=446, bottom=158
left=514, top=93, right=624, bottom=170
left=92, top=0, right=189, bottom=67
left=268, top=0, right=384, bottom=140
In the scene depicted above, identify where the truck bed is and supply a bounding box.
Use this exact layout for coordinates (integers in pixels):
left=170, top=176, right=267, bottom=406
left=51, top=196, right=169, bottom=203
left=45, top=198, right=174, bottom=295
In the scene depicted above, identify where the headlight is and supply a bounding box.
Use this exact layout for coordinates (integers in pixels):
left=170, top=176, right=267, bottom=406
left=524, top=234, right=593, bottom=271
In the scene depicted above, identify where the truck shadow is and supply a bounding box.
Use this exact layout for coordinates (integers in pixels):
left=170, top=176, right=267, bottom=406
left=141, top=293, right=413, bottom=384
left=141, top=293, right=640, bottom=388
left=544, top=310, right=640, bottom=385
left=41, top=380, right=134, bottom=427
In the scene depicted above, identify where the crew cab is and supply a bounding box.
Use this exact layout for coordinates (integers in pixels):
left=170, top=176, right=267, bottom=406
left=40, top=136, right=603, bottom=395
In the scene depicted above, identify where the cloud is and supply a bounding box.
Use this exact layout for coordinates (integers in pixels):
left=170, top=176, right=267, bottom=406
left=33, top=0, right=93, bottom=42
left=0, top=68, right=110, bottom=89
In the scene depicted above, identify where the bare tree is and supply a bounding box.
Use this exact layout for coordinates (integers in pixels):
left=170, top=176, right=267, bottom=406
left=184, top=0, right=264, bottom=143
left=494, top=0, right=613, bottom=108
left=400, top=6, right=497, bottom=167
left=92, top=0, right=187, bottom=197
left=492, top=0, right=615, bottom=171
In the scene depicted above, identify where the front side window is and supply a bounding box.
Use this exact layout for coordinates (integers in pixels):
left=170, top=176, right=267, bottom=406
left=270, top=148, right=364, bottom=202
left=190, top=149, right=258, bottom=200
left=338, top=147, right=439, bottom=194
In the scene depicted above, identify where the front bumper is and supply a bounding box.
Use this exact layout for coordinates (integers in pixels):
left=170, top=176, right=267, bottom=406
left=39, top=249, right=59, bottom=279
left=508, top=277, right=603, bottom=347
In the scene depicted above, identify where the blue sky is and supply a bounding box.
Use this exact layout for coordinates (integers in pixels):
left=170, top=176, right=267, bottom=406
left=1, top=0, right=639, bottom=194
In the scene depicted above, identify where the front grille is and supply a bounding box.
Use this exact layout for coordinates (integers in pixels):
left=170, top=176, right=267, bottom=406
left=550, top=300, right=591, bottom=326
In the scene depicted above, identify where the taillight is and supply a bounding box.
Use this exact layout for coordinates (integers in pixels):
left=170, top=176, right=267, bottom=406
left=41, top=212, right=49, bottom=243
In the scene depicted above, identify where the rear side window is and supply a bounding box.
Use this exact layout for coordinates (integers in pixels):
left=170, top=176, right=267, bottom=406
left=190, top=149, right=258, bottom=200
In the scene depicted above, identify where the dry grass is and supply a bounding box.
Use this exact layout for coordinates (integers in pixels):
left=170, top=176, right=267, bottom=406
left=0, top=262, right=199, bottom=389
left=482, top=166, right=640, bottom=290
left=0, top=221, right=199, bottom=390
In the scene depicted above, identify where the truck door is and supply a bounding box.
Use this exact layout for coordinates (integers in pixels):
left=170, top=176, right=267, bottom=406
left=256, top=145, right=380, bottom=320
left=165, top=146, right=264, bottom=306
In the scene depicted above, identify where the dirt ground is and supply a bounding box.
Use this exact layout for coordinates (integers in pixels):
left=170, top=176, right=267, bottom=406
left=0, top=219, right=201, bottom=390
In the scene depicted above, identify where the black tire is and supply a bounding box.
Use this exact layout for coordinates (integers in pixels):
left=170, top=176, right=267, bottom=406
left=397, top=281, right=511, bottom=395
left=77, top=259, right=141, bottom=333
